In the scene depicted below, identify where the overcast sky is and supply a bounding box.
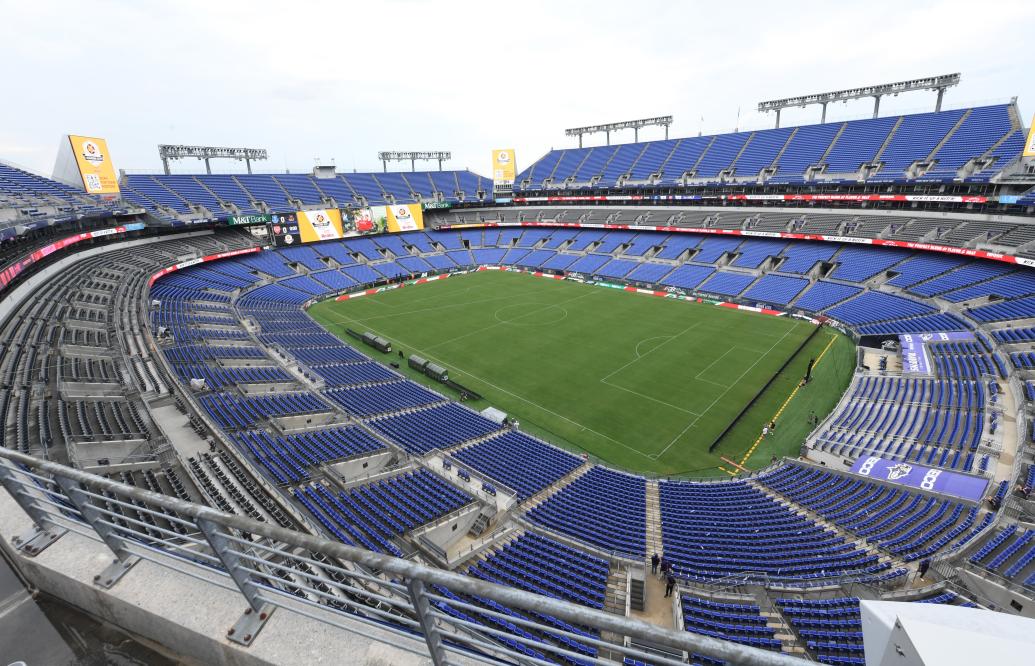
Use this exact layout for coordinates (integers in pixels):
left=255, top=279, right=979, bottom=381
left=1, top=0, right=1033, bottom=178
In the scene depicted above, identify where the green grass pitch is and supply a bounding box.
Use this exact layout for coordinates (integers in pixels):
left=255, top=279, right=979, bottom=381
left=308, top=270, right=856, bottom=477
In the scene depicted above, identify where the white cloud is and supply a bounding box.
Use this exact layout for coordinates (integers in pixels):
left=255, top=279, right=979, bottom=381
left=0, top=0, right=1032, bottom=178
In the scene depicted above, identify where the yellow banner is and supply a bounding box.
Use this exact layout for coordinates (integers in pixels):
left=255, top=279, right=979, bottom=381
left=297, top=209, right=344, bottom=243
left=69, top=135, right=119, bottom=194
left=492, top=148, right=516, bottom=183
left=1024, top=116, right=1035, bottom=158
left=385, top=204, right=424, bottom=232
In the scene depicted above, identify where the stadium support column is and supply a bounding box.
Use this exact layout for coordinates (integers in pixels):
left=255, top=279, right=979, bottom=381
left=205, top=157, right=212, bottom=175
left=820, top=102, right=828, bottom=124
left=246, top=158, right=253, bottom=174
left=935, top=86, right=946, bottom=112
left=634, top=127, right=639, bottom=142
left=162, top=156, right=171, bottom=176
left=606, top=129, right=610, bottom=146
left=872, top=94, right=882, bottom=118
left=774, top=108, right=781, bottom=129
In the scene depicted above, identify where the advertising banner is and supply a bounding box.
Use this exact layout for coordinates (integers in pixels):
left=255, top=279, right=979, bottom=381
left=511, top=193, right=989, bottom=204
left=385, top=203, right=424, bottom=232
left=148, top=247, right=261, bottom=287
left=68, top=135, right=120, bottom=194
left=850, top=456, right=988, bottom=503
left=0, top=222, right=144, bottom=289
left=438, top=220, right=1035, bottom=268
left=224, top=213, right=273, bottom=226
left=297, top=209, right=345, bottom=243
left=492, top=149, right=516, bottom=184
left=1024, top=114, right=1035, bottom=158
left=351, top=204, right=425, bottom=235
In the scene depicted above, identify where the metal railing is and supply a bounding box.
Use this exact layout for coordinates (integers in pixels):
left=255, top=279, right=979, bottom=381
left=0, top=447, right=805, bottom=666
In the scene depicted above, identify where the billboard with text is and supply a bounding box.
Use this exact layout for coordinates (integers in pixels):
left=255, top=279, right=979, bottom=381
left=298, top=209, right=345, bottom=243
left=68, top=135, right=120, bottom=195
left=492, top=148, right=516, bottom=185
left=1024, top=114, right=1035, bottom=158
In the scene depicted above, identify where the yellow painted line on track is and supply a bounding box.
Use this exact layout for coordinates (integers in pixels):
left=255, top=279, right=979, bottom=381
left=738, top=332, right=839, bottom=467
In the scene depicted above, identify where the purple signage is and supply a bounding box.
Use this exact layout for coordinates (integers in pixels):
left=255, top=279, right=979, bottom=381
left=849, top=456, right=988, bottom=503
left=899, top=331, right=975, bottom=375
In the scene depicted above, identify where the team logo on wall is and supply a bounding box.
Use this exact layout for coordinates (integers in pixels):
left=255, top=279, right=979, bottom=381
left=81, top=141, right=104, bottom=164
left=886, top=463, right=913, bottom=480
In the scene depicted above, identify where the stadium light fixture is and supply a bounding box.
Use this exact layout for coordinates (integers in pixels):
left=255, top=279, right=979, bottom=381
left=564, top=116, right=673, bottom=148
left=157, top=145, right=268, bottom=175
left=377, top=151, right=452, bottom=172
left=758, top=73, right=961, bottom=127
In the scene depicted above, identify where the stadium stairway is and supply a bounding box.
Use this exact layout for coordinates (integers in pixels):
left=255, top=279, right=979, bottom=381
left=437, top=426, right=517, bottom=457
left=745, top=478, right=909, bottom=576
left=763, top=606, right=804, bottom=657
left=752, top=593, right=806, bottom=657
left=645, top=479, right=663, bottom=558
left=604, top=565, right=629, bottom=616
left=518, top=458, right=591, bottom=510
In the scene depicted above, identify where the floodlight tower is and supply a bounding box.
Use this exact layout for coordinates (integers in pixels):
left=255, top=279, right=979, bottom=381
left=157, top=145, right=268, bottom=175
left=377, top=151, right=452, bottom=172
left=565, top=116, right=673, bottom=147
left=758, top=74, right=962, bottom=127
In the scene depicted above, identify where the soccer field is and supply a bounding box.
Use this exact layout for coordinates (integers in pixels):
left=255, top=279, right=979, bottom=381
left=308, top=270, right=855, bottom=476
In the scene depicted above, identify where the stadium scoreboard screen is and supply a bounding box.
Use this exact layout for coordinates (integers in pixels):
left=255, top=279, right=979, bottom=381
left=268, top=205, right=425, bottom=246
left=268, top=212, right=301, bottom=246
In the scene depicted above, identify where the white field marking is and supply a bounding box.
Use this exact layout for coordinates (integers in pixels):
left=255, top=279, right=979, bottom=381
left=649, top=321, right=803, bottom=460
left=693, top=346, right=762, bottom=388
left=599, top=377, right=701, bottom=415
left=599, top=321, right=703, bottom=383
left=633, top=335, right=674, bottom=358
left=422, top=288, right=602, bottom=352
left=336, top=287, right=533, bottom=324
left=696, top=376, right=735, bottom=390
left=320, top=304, right=654, bottom=460
left=369, top=284, right=477, bottom=310
left=493, top=303, right=569, bottom=326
